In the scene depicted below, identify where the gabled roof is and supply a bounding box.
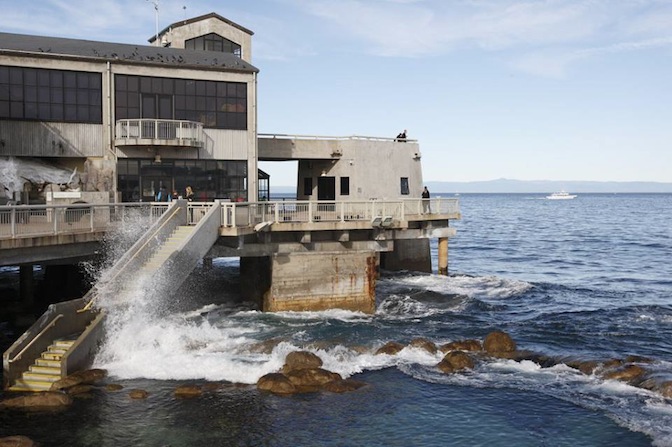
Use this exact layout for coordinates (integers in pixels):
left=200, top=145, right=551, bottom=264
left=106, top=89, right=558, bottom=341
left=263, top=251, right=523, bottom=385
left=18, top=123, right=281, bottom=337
left=149, top=12, right=254, bottom=44
left=0, top=32, right=258, bottom=73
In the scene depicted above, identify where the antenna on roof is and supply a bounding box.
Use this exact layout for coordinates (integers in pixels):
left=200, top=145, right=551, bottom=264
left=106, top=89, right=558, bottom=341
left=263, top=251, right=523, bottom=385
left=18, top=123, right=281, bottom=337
left=147, top=0, right=160, bottom=46
left=183, top=5, right=187, bottom=21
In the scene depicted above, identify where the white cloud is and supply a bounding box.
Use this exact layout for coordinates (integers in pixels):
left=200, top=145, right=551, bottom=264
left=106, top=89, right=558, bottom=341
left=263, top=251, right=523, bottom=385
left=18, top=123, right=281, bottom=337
left=286, top=0, right=672, bottom=73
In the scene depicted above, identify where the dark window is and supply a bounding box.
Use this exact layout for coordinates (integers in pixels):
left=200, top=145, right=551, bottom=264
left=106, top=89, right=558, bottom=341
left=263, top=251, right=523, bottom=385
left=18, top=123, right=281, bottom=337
left=116, top=158, right=248, bottom=202
left=0, top=66, right=102, bottom=123
left=303, top=177, right=313, bottom=196
left=115, top=74, right=247, bottom=130
left=340, top=177, right=350, bottom=196
left=400, top=177, right=410, bottom=195
left=185, top=33, right=242, bottom=58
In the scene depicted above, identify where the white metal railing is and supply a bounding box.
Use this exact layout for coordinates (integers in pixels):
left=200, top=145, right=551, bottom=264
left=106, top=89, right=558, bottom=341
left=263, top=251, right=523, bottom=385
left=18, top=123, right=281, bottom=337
left=219, top=198, right=459, bottom=228
left=258, top=133, right=418, bottom=143
left=115, top=119, right=204, bottom=147
left=0, top=203, right=170, bottom=240
left=0, top=198, right=459, bottom=239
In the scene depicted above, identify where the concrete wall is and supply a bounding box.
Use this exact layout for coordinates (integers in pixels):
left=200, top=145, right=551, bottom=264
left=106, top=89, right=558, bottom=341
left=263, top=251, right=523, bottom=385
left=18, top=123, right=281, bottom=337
left=161, top=17, right=253, bottom=63
left=290, top=139, right=424, bottom=201
left=263, top=250, right=377, bottom=313
left=380, top=239, right=432, bottom=273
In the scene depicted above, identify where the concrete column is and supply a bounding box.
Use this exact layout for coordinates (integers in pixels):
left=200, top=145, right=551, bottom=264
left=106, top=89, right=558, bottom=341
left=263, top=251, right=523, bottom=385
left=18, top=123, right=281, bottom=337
left=19, top=265, right=34, bottom=309
left=380, top=239, right=431, bottom=273
left=240, top=256, right=272, bottom=308
left=263, top=250, right=377, bottom=313
left=438, top=237, right=448, bottom=276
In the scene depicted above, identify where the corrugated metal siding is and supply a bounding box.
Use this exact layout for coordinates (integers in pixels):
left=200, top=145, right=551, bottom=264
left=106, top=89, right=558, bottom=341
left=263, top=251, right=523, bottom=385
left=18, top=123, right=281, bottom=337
left=0, top=121, right=104, bottom=157
left=203, top=129, right=248, bottom=160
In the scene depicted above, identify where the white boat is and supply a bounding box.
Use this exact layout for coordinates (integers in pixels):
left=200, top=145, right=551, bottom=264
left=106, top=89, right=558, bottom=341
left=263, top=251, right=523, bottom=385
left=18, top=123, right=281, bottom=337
left=546, top=191, right=577, bottom=200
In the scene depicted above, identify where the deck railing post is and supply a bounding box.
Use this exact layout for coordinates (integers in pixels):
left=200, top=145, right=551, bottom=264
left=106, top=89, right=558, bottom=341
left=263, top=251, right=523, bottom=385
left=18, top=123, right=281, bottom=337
left=274, top=202, right=280, bottom=223
left=340, top=201, right=345, bottom=222
left=10, top=207, right=16, bottom=238
left=53, top=207, right=58, bottom=235
left=308, top=202, right=313, bottom=223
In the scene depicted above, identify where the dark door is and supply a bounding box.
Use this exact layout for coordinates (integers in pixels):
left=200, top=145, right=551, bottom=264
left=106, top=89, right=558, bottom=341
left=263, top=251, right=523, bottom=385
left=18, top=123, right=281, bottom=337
left=317, top=177, right=336, bottom=201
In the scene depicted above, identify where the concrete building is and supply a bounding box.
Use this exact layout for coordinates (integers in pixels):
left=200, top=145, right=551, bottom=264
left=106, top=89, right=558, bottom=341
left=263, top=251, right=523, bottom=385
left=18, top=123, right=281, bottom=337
left=1, top=13, right=260, bottom=205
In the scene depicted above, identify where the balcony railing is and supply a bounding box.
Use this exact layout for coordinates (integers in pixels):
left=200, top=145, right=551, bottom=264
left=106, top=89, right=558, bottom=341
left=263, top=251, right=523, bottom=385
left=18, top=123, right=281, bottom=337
left=115, top=119, right=204, bottom=147
left=0, top=199, right=459, bottom=240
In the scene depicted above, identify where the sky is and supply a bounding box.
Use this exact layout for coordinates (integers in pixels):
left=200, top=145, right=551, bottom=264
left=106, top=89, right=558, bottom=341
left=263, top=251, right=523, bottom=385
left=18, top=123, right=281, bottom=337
left=1, top=0, right=671, bottom=186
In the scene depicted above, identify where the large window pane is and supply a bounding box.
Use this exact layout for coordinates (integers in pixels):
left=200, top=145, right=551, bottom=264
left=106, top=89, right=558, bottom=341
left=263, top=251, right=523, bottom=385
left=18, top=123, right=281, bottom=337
left=0, top=65, right=101, bottom=123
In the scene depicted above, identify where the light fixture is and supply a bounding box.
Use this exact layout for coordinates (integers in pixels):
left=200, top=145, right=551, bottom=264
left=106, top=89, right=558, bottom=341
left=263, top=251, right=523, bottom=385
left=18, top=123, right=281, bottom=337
left=320, top=170, right=327, bottom=177
left=154, top=153, right=162, bottom=163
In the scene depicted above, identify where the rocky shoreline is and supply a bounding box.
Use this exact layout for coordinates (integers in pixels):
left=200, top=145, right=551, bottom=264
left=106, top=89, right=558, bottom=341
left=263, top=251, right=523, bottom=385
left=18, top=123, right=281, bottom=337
left=2, top=329, right=671, bottom=445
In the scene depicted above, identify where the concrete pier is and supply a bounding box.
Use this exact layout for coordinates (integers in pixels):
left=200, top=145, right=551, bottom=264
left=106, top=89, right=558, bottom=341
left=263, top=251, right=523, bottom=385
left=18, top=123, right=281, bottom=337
left=438, top=237, right=449, bottom=275
left=380, top=239, right=432, bottom=273
left=19, top=265, right=34, bottom=310
left=262, top=251, right=377, bottom=313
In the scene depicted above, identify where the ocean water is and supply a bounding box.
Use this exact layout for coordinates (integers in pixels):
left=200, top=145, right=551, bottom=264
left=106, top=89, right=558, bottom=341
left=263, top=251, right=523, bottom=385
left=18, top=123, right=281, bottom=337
left=1, top=193, right=671, bottom=446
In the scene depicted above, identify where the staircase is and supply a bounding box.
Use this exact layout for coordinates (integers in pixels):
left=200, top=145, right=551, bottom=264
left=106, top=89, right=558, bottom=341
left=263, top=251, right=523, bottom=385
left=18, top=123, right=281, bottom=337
left=8, top=339, right=75, bottom=392
left=140, top=225, right=195, bottom=274
left=4, top=201, right=223, bottom=392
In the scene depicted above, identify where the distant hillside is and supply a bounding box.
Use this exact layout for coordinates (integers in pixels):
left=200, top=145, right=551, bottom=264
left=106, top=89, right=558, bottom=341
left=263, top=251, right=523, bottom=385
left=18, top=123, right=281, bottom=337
left=424, top=179, right=672, bottom=194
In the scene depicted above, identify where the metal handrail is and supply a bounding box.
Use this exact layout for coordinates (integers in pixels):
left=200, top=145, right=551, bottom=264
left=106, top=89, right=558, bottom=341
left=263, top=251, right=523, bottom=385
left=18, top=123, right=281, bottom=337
left=78, top=204, right=184, bottom=312
left=8, top=314, right=63, bottom=363
left=258, top=133, right=418, bottom=143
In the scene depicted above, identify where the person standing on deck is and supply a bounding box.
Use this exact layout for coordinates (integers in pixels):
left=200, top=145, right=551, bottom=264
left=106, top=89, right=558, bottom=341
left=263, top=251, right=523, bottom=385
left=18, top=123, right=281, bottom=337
left=422, top=186, right=431, bottom=214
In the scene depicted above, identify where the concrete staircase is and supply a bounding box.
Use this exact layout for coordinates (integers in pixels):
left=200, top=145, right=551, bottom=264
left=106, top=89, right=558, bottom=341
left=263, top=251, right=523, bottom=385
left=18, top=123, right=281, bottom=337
left=140, top=225, right=195, bottom=274
left=8, top=339, right=75, bottom=392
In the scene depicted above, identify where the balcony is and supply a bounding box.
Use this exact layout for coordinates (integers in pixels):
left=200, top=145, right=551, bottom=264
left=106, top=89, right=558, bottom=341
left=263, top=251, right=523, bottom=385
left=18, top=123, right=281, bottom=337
left=115, top=119, right=204, bottom=148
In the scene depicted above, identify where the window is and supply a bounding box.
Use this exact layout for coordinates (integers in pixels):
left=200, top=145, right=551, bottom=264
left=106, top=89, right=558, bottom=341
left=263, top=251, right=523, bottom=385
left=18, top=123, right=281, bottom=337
left=115, top=74, right=247, bottom=130
left=185, top=33, right=242, bottom=58
left=303, top=178, right=313, bottom=196
left=400, top=177, right=410, bottom=195
left=0, top=66, right=102, bottom=123
left=340, top=177, right=350, bottom=196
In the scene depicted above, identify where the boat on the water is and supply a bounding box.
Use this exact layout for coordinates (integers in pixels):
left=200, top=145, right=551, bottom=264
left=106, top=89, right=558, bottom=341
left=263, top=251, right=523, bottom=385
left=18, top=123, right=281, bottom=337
left=546, top=191, right=577, bottom=200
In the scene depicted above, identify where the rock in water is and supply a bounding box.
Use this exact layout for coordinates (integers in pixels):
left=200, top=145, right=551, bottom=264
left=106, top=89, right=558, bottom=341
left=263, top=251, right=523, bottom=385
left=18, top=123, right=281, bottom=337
left=408, top=338, right=438, bottom=354
left=375, top=341, right=405, bottom=355
left=0, top=435, right=39, bottom=447
left=174, top=385, right=202, bottom=398
left=128, top=389, right=149, bottom=399
left=437, top=351, right=475, bottom=374
left=440, top=339, right=483, bottom=353
left=483, top=331, right=516, bottom=354
left=285, top=368, right=341, bottom=387
left=282, top=351, right=323, bottom=374
left=0, top=392, right=73, bottom=409
left=257, top=373, right=297, bottom=395
left=323, top=379, right=367, bottom=393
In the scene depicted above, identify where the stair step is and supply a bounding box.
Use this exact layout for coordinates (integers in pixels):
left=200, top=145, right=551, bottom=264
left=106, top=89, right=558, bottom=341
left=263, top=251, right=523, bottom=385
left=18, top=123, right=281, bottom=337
left=9, top=379, right=53, bottom=392
left=23, top=372, right=60, bottom=382
left=42, top=352, right=63, bottom=361
left=29, top=365, right=61, bottom=375
left=36, top=358, right=61, bottom=368
left=53, top=340, right=76, bottom=349
left=47, top=346, right=67, bottom=355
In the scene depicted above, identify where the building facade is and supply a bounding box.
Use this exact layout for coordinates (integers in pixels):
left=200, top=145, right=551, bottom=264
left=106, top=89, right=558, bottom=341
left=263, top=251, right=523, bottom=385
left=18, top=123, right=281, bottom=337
left=0, top=13, right=260, bottom=204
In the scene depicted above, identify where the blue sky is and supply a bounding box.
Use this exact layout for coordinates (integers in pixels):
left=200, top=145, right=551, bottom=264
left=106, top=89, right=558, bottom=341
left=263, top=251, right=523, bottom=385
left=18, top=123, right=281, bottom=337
left=1, top=0, right=671, bottom=186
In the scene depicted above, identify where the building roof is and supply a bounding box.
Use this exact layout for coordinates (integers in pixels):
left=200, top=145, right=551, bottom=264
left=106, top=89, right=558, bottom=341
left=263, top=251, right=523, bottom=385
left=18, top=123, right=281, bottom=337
left=149, top=12, right=254, bottom=44
left=0, top=32, right=259, bottom=73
